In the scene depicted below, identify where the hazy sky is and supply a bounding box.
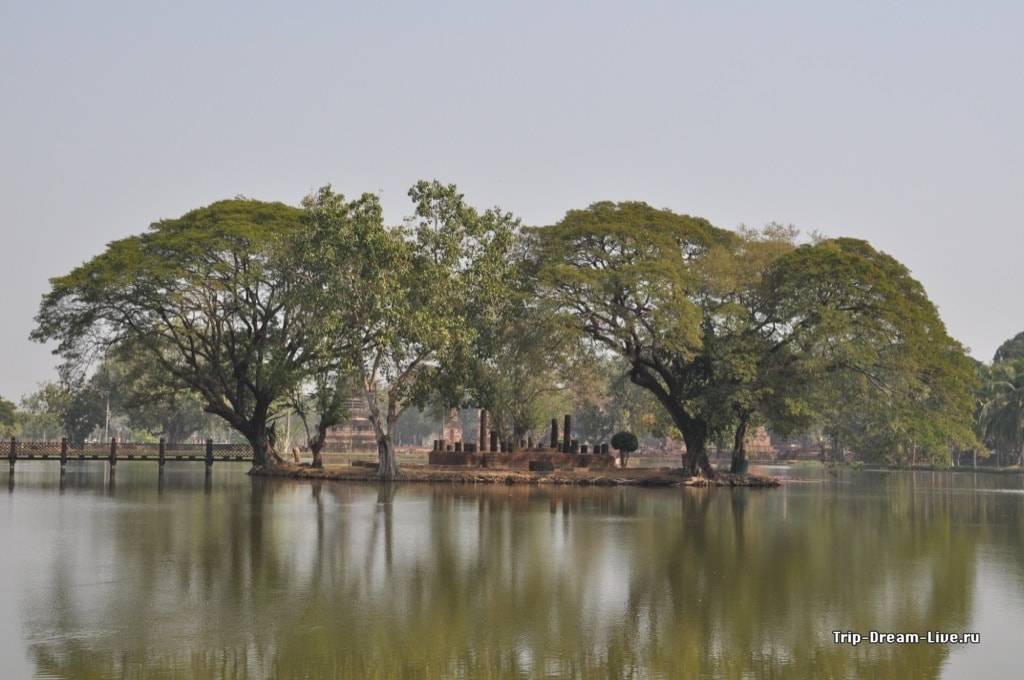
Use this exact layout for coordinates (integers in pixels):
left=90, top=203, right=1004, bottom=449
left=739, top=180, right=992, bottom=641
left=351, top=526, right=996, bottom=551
left=2, top=1, right=1022, bottom=401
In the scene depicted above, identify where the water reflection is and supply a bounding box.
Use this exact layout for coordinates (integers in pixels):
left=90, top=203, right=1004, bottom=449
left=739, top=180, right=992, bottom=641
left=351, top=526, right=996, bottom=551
left=2, top=464, right=1022, bottom=678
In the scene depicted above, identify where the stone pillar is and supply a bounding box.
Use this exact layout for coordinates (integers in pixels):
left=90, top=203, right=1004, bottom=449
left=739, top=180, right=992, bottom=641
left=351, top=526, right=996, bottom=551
left=551, top=419, right=559, bottom=451
left=562, top=415, right=572, bottom=454
left=479, top=410, right=488, bottom=452
left=490, top=431, right=498, bottom=453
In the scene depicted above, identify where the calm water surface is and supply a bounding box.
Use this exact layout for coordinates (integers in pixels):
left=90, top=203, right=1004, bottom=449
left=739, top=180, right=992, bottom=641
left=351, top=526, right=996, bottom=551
left=2, top=461, right=1023, bottom=679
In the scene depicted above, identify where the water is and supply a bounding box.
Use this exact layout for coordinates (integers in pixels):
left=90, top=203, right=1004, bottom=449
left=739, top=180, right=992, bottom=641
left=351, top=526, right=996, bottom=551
left=2, top=461, right=1023, bottom=678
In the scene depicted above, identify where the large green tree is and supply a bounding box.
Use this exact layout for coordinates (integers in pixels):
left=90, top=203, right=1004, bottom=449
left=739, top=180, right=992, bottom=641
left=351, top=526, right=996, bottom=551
left=463, top=236, right=578, bottom=449
left=688, top=223, right=803, bottom=471
left=531, top=201, right=736, bottom=476
left=756, top=238, right=978, bottom=466
left=532, top=204, right=977, bottom=475
left=290, top=181, right=517, bottom=478
left=32, top=198, right=320, bottom=465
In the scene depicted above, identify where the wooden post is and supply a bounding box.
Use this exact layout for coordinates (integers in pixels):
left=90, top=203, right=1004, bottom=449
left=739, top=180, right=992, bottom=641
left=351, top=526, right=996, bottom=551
left=205, top=438, right=214, bottom=469
left=158, top=438, right=166, bottom=471
left=60, top=437, right=68, bottom=472
left=550, top=419, right=558, bottom=452
left=563, top=415, right=571, bottom=454
left=109, top=438, right=117, bottom=467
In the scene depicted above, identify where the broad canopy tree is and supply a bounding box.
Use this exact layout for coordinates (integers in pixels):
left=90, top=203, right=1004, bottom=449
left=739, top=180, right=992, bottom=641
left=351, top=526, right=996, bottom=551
left=532, top=202, right=977, bottom=475
left=754, top=238, right=978, bottom=466
left=530, top=202, right=734, bottom=476
left=288, top=181, right=518, bottom=479
left=32, top=199, right=321, bottom=466
left=32, top=189, right=977, bottom=476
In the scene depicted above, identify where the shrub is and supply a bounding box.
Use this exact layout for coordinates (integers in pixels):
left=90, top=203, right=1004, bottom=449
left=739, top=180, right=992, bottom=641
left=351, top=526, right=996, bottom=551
left=611, top=431, right=639, bottom=468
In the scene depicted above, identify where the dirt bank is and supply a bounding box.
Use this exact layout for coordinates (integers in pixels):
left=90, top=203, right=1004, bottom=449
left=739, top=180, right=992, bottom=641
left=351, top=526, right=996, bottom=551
left=251, top=463, right=780, bottom=487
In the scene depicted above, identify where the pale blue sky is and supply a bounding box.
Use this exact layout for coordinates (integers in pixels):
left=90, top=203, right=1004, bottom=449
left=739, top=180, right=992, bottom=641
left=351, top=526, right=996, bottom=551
left=2, top=0, right=1022, bottom=401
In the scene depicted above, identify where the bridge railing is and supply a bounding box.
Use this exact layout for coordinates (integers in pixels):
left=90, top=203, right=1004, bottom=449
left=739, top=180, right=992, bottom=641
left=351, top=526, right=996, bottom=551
left=7, top=437, right=253, bottom=469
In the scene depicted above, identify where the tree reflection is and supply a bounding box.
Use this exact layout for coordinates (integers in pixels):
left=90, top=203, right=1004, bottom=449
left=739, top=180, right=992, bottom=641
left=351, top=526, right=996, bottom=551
left=17, top=469, right=1015, bottom=678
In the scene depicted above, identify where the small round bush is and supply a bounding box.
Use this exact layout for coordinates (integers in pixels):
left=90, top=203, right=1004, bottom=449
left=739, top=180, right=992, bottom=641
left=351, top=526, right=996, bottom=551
left=610, top=431, right=639, bottom=453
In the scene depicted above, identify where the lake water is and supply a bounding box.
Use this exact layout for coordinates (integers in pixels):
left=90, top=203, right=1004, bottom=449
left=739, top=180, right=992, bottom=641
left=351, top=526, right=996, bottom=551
left=2, top=461, right=1023, bottom=679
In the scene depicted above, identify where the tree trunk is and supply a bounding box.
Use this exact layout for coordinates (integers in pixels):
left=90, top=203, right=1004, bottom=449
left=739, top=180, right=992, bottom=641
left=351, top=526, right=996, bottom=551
left=730, top=416, right=749, bottom=474
left=681, top=424, right=714, bottom=478
left=364, top=387, right=401, bottom=480
left=248, top=423, right=284, bottom=467
left=376, top=436, right=399, bottom=480
left=627, top=364, right=714, bottom=478
left=208, top=399, right=284, bottom=468
left=308, top=420, right=329, bottom=469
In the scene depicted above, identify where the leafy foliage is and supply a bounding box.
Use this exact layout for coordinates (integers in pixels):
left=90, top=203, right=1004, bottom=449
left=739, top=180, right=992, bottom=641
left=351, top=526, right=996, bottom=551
left=531, top=202, right=735, bottom=476
left=19, top=380, right=105, bottom=444
left=0, top=396, right=16, bottom=439
left=32, top=199, right=313, bottom=464
left=290, top=182, right=518, bottom=477
left=534, top=204, right=977, bottom=473
left=610, top=430, right=639, bottom=468
left=89, top=350, right=213, bottom=446
left=993, top=332, right=1024, bottom=364
left=610, top=431, right=639, bottom=453
left=757, top=238, right=978, bottom=466
left=976, top=359, right=1024, bottom=466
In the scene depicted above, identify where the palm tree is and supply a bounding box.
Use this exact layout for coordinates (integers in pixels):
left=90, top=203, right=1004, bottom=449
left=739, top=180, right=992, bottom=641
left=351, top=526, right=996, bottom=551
left=977, top=360, right=1024, bottom=467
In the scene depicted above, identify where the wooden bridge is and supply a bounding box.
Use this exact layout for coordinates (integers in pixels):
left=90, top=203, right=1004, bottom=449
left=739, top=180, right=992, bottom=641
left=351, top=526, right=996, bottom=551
left=6, top=437, right=253, bottom=473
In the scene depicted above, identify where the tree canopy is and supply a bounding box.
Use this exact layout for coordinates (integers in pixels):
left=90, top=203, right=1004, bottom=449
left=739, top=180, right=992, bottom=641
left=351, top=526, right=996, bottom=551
left=32, top=199, right=314, bottom=465
left=976, top=359, right=1024, bottom=466
left=530, top=201, right=737, bottom=476
left=30, top=188, right=982, bottom=475
left=532, top=203, right=978, bottom=475
left=757, top=238, right=978, bottom=465
left=286, top=181, right=518, bottom=478
left=993, top=331, right=1024, bottom=364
